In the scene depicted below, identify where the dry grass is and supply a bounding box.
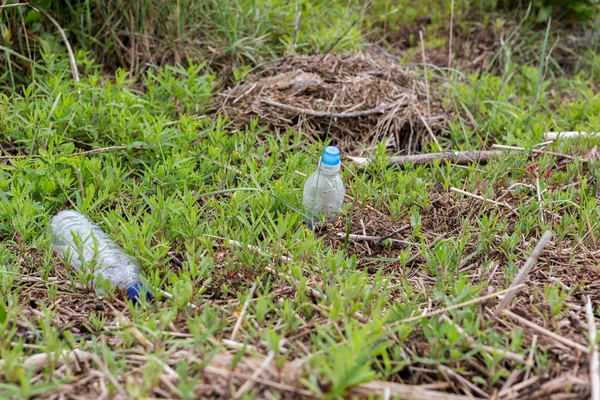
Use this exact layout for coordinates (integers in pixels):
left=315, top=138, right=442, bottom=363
left=213, top=53, right=447, bottom=155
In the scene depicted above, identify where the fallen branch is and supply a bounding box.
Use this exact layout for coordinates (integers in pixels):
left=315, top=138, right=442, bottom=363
left=348, top=150, right=503, bottom=167
left=496, top=231, right=553, bottom=313
left=261, top=98, right=399, bottom=118
left=586, top=296, right=600, bottom=400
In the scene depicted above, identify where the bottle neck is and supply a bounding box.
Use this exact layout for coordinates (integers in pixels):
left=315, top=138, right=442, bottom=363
left=318, top=161, right=340, bottom=174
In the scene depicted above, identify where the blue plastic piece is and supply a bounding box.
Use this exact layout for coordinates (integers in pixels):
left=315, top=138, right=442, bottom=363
left=321, top=146, right=340, bottom=166
left=127, top=283, right=152, bottom=303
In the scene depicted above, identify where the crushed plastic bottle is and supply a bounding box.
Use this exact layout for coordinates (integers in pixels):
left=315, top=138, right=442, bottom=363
left=48, top=210, right=149, bottom=303
left=303, top=146, right=345, bottom=229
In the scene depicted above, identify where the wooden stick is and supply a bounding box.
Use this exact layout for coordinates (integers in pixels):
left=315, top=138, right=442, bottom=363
left=587, top=296, right=600, bottom=400
left=230, top=282, right=257, bottom=342
left=261, top=98, right=400, bottom=118
left=348, top=150, right=504, bottom=167
left=450, top=186, right=518, bottom=216
left=496, top=231, right=553, bottom=313
left=501, top=309, right=589, bottom=354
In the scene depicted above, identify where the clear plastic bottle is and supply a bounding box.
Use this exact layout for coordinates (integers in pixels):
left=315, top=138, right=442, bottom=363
left=303, top=146, right=345, bottom=228
left=48, top=210, right=148, bottom=302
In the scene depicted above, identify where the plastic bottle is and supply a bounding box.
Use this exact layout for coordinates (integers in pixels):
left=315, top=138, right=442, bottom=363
left=48, top=210, right=148, bottom=303
left=303, top=146, right=345, bottom=228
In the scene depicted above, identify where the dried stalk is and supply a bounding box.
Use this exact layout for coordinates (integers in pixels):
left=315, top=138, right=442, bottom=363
left=544, top=131, right=599, bottom=140
left=29, top=5, right=79, bottom=83
left=492, top=144, right=574, bottom=160
left=348, top=150, right=503, bottom=167
left=261, top=98, right=399, bottom=118
left=231, top=282, right=258, bottom=341
left=336, top=232, right=415, bottom=247
left=450, top=186, right=518, bottom=216
left=496, top=231, right=553, bottom=313
left=586, top=296, right=600, bottom=400
left=501, top=309, right=589, bottom=354
left=390, top=284, right=524, bottom=326
left=0, top=145, right=129, bottom=160
left=0, top=2, right=28, bottom=8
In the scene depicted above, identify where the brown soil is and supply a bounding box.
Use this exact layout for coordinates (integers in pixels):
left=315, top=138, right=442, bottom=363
left=212, top=53, right=447, bottom=155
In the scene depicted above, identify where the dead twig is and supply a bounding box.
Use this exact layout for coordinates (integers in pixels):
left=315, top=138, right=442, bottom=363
left=336, top=232, right=415, bottom=247
left=353, top=381, right=470, bottom=400
left=348, top=150, right=504, bottom=167
left=234, top=350, right=276, bottom=399
left=440, top=315, right=531, bottom=365
left=231, top=282, right=258, bottom=342
left=586, top=296, right=600, bottom=400
left=292, top=1, right=301, bottom=53
left=261, top=98, right=400, bottom=118
left=0, top=145, right=130, bottom=160
left=448, top=0, right=455, bottom=71
left=501, top=309, right=589, bottom=354
left=419, top=30, right=431, bottom=115
left=379, top=224, right=411, bottom=242
left=498, top=376, right=540, bottom=398
left=492, top=144, right=574, bottom=160
left=450, top=186, right=519, bottom=216
left=390, top=284, right=525, bottom=326
left=544, top=131, right=599, bottom=141
left=496, top=231, right=553, bottom=313
left=438, top=365, right=489, bottom=398
left=0, top=2, right=28, bottom=8
left=114, top=311, right=154, bottom=350
left=413, top=104, right=441, bottom=151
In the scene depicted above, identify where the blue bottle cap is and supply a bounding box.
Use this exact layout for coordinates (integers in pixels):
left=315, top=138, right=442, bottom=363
left=127, top=283, right=152, bottom=304
left=321, top=146, right=340, bottom=166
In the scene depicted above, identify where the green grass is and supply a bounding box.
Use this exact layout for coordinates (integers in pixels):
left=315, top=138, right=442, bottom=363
left=1, top=1, right=600, bottom=399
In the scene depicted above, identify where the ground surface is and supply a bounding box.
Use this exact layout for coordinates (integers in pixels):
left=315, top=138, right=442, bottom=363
left=2, top=1, right=600, bottom=399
